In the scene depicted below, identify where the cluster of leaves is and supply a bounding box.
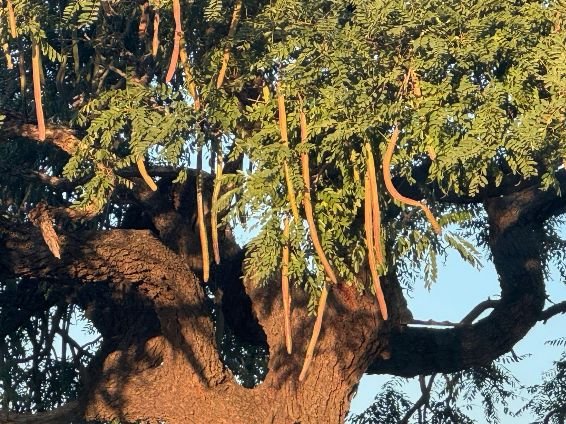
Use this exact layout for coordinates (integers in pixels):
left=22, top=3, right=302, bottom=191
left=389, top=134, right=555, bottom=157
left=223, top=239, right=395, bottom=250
left=520, top=345, right=566, bottom=424
left=348, top=355, right=526, bottom=424
left=3, top=0, right=565, bottom=299
left=0, top=285, right=97, bottom=413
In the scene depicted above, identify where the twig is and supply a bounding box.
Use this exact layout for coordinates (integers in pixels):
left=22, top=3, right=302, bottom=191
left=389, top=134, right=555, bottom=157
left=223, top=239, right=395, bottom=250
left=400, top=374, right=436, bottom=424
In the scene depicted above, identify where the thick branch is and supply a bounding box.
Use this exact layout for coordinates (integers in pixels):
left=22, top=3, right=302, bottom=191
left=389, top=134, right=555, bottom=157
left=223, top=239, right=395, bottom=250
left=0, top=401, right=80, bottom=424
left=539, top=301, right=566, bottom=323
left=1, top=110, right=79, bottom=154
left=368, top=184, right=558, bottom=377
left=0, top=220, right=226, bottom=386
left=394, top=160, right=566, bottom=205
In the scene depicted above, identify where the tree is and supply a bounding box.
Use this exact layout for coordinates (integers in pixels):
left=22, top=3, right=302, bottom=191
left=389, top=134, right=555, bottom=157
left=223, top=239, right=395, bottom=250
left=0, top=0, right=565, bottom=422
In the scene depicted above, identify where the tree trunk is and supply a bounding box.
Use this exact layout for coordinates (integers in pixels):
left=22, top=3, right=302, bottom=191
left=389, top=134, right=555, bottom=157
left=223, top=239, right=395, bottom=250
left=1, top=176, right=563, bottom=424
left=79, top=252, right=393, bottom=424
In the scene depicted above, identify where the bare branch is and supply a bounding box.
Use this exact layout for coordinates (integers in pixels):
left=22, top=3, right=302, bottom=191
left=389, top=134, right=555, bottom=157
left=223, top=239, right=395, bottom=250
left=400, top=374, right=436, bottom=424
left=460, top=299, right=500, bottom=325
left=539, top=300, right=566, bottom=323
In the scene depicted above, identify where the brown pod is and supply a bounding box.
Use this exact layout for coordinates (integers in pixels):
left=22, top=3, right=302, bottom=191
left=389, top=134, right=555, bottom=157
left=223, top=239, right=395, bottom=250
left=152, top=8, right=160, bottom=57
left=299, top=285, right=329, bottom=381
left=165, top=0, right=181, bottom=83
left=211, top=156, right=223, bottom=265
left=299, top=107, right=337, bottom=284
left=277, top=87, right=300, bottom=222
left=382, top=126, right=442, bottom=235
left=281, top=217, right=292, bottom=354
left=196, top=151, right=210, bottom=282
left=364, top=174, right=388, bottom=320
left=31, top=40, right=45, bottom=141
left=216, top=0, right=242, bottom=88
left=136, top=159, right=157, bottom=191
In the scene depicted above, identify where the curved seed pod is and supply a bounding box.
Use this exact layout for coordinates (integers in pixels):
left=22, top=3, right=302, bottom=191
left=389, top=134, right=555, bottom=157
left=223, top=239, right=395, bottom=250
left=281, top=217, right=292, bottom=354
left=382, top=126, right=442, bottom=235
left=365, top=142, right=384, bottom=265
left=31, top=40, right=45, bottom=141
left=165, top=0, right=181, bottom=83
left=7, top=0, right=17, bottom=38
left=211, top=155, right=223, bottom=265
left=152, top=7, right=160, bottom=57
left=277, top=88, right=300, bottom=221
left=216, top=0, right=242, bottom=89
left=299, top=107, right=337, bottom=284
left=299, top=285, right=329, bottom=381
left=197, top=150, right=210, bottom=283
left=179, top=45, right=200, bottom=110
left=72, top=29, right=80, bottom=83
left=136, top=159, right=157, bottom=191
left=364, top=174, right=388, bottom=320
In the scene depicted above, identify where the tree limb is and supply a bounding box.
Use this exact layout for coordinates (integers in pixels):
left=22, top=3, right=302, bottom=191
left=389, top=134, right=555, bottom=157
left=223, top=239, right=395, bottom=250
left=368, top=183, right=559, bottom=377
left=0, top=110, right=79, bottom=154
left=0, top=401, right=80, bottom=424
left=539, top=301, right=566, bottom=323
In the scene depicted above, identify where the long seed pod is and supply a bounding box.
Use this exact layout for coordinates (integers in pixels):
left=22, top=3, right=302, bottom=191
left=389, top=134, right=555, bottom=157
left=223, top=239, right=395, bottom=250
left=281, top=217, right=292, bottom=354
left=165, top=0, right=181, bottom=83
left=136, top=158, right=157, bottom=191
left=31, top=39, right=45, bottom=141
left=197, top=150, right=210, bottom=282
left=211, top=154, right=223, bottom=265
left=364, top=174, right=388, bottom=320
left=216, top=0, right=242, bottom=89
left=6, top=0, right=17, bottom=38
left=56, top=53, right=67, bottom=92
left=277, top=87, right=300, bottom=222
left=72, top=29, right=80, bottom=83
left=179, top=45, right=200, bottom=110
left=299, top=107, right=337, bottom=284
left=17, top=41, right=26, bottom=99
left=382, top=126, right=442, bottom=235
left=152, top=6, right=160, bottom=57
left=299, top=285, right=329, bottom=381
left=2, top=43, right=13, bottom=69
left=365, top=142, right=384, bottom=265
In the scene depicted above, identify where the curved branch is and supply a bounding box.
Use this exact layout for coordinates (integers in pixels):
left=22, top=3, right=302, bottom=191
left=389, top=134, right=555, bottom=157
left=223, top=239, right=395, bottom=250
left=368, top=183, right=560, bottom=377
left=0, top=220, right=225, bottom=385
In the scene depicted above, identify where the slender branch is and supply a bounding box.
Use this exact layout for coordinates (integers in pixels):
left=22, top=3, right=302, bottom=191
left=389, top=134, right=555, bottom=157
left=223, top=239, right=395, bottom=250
left=460, top=299, right=499, bottom=325
left=409, top=319, right=460, bottom=327
left=539, top=300, right=566, bottom=323
left=400, top=374, right=436, bottom=424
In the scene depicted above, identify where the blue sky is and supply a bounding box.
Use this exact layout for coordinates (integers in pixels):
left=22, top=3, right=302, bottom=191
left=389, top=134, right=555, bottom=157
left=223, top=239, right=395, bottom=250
left=349, top=247, right=566, bottom=423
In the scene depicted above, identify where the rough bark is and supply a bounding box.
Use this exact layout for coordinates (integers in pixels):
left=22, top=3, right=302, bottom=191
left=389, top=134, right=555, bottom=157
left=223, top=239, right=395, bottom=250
left=0, top=219, right=392, bottom=423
